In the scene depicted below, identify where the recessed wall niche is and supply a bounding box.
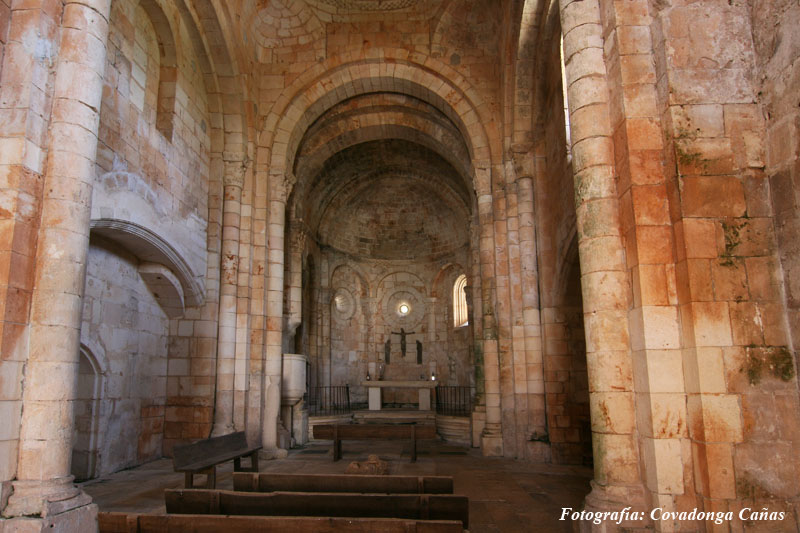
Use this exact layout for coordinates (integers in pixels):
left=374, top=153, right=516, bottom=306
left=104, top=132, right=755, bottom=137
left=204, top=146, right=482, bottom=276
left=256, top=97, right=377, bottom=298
left=332, top=288, right=356, bottom=321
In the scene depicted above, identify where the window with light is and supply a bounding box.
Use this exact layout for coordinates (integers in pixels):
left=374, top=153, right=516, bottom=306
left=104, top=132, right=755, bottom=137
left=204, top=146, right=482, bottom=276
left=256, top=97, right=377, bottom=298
left=453, top=274, right=468, bottom=328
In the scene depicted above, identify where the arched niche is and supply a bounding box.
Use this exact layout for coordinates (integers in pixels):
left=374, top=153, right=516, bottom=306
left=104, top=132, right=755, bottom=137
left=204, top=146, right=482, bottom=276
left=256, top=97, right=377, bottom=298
left=71, top=344, right=107, bottom=482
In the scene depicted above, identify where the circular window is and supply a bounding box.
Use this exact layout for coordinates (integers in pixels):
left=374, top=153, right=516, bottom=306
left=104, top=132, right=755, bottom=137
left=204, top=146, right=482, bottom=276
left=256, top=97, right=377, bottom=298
left=332, top=288, right=355, bottom=320
left=381, top=287, right=425, bottom=330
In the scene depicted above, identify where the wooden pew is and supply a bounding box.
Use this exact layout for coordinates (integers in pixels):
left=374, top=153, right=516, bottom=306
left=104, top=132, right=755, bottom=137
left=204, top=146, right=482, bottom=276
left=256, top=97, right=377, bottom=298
left=233, top=472, right=454, bottom=494
left=164, top=488, right=469, bottom=529
left=172, top=431, right=260, bottom=488
left=312, top=423, right=436, bottom=461
left=98, top=512, right=464, bottom=532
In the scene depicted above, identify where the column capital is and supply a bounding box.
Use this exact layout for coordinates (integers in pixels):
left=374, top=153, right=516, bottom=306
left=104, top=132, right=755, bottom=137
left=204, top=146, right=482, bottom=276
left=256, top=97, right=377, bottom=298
left=223, top=156, right=249, bottom=188
left=268, top=170, right=295, bottom=203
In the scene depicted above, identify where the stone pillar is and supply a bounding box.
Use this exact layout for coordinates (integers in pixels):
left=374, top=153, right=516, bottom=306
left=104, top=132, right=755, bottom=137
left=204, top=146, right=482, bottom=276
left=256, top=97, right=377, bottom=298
left=261, top=178, right=288, bottom=457
left=246, top=161, right=268, bottom=444
left=3, top=1, right=111, bottom=528
left=320, top=265, right=332, bottom=388
left=516, top=176, right=548, bottom=458
left=477, top=188, right=503, bottom=457
left=286, top=223, right=305, bottom=342
left=559, top=0, right=645, bottom=521
left=212, top=155, right=246, bottom=436
left=428, top=298, right=436, bottom=343
left=601, top=0, right=691, bottom=522
left=493, top=174, right=518, bottom=458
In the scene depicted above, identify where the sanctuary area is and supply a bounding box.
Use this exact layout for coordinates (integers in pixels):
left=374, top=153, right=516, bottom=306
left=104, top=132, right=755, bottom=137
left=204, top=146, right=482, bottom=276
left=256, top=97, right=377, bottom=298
left=0, top=0, right=799, bottom=531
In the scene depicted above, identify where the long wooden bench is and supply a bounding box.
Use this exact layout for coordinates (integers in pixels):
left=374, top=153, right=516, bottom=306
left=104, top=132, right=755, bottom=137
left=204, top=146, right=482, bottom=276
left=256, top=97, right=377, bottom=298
left=172, top=431, right=260, bottom=488
left=233, top=472, right=454, bottom=494
left=98, top=512, right=464, bottom=533
left=312, top=423, right=436, bottom=461
left=164, top=488, right=469, bottom=529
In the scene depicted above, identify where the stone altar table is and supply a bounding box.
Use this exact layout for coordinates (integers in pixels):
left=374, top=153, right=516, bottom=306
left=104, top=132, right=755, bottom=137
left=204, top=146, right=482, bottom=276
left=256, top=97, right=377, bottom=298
left=361, top=380, right=437, bottom=411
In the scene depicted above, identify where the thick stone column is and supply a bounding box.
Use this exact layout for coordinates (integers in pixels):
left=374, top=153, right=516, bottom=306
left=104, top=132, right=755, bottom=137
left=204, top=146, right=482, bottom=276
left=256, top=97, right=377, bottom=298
left=516, top=176, right=548, bottom=458
left=559, top=0, right=646, bottom=523
left=211, top=155, right=246, bottom=436
left=3, top=1, right=111, bottom=528
left=261, top=177, right=288, bottom=457
left=477, top=186, right=503, bottom=456
left=493, top=173, right=518, bottom=458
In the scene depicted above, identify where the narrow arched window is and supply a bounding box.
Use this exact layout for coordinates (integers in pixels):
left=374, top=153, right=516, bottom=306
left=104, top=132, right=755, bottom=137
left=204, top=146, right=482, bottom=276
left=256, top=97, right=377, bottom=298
left=453, top=274, right=468, bottom=328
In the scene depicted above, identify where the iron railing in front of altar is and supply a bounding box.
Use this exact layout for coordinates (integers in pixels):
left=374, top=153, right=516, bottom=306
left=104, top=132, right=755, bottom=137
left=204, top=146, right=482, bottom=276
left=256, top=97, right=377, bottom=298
left=435, top=385, right=474, bottom=417
left=308, top=385, right=351, bottom=416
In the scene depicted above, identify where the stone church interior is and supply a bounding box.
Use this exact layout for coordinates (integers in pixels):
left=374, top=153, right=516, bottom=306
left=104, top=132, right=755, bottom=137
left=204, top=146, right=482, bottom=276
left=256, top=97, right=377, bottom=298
left=0, top=0, right=799, bottom=531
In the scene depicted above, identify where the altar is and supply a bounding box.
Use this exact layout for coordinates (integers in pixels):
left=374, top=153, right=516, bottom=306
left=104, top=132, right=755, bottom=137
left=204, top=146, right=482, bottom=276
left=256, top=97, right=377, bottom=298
left=361, top=380, right=437, bottom=411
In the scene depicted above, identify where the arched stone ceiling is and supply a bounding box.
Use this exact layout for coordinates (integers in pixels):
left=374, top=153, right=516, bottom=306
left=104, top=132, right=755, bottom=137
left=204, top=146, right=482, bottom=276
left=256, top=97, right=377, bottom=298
left=245, top=0, right=324, bottom=56
left=293, top=93, right=473, bottom=197
left=240, top=0, right=443, bottom=39
left=299, top=138, right=471, bottom=261
left=287, top=83, right=476, bottom=264
left=303, top=0, right=441, bottom=21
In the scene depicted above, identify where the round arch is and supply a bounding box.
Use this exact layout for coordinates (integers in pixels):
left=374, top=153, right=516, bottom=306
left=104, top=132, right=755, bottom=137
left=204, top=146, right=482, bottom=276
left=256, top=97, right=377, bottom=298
left=259, top=49, right=500, bottom=198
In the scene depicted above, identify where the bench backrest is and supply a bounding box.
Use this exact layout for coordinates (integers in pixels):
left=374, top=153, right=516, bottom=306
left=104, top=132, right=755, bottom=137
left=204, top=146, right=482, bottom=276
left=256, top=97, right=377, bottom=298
left=99, top=512, right=464, bottom=533
left=313, top=424, right=436, bottom=440
left=233, top=472, right=454, bottom=494
left=173, top=431, right=250, bottom=470
left=165, top=489, right=469, bottom=528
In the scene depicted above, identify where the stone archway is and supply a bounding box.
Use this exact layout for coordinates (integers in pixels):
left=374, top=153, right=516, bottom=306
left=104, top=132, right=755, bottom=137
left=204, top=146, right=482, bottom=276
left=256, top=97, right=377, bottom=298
left=256, top=52, right=504, bottom=454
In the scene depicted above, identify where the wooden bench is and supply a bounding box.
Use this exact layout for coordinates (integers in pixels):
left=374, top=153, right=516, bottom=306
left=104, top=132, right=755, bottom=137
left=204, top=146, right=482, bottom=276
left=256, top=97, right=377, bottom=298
left=312, top=423, right=436, bottom=461
left=164, top=488, right=469, bottom=529
left=172, top=431, right=260, bottom=488
left=233, top=472, right=454, bottom=494
left=99, top=512, right=464, bottom=533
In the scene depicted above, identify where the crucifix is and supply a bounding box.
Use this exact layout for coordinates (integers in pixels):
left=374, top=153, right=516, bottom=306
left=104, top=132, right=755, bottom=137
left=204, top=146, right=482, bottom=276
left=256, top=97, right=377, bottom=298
left=390, top=327, right=415, bottom=359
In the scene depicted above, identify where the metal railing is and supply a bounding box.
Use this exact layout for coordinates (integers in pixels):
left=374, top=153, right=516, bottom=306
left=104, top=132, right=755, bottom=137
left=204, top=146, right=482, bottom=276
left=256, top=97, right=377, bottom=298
left=435, top=386, right=474, bottom=417
left=308, top=385, right=351, bottom=416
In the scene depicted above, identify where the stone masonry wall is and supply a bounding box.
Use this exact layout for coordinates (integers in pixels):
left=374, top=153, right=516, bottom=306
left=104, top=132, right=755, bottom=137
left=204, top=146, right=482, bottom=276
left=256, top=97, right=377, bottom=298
left=91, top=0, right=215, bottom=460
left=79, top=237, right=169, bottom=477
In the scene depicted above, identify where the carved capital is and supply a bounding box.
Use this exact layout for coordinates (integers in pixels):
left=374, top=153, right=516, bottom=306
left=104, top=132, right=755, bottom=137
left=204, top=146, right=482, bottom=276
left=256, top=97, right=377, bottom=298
left=223, top=157, right=248, bottom=188
left=268, top=170, right=296, bottom=203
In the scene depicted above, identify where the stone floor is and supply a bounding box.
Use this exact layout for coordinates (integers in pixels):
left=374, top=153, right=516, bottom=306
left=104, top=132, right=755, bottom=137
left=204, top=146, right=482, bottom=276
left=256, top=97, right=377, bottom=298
left=82, top=439, right=593, bottom=532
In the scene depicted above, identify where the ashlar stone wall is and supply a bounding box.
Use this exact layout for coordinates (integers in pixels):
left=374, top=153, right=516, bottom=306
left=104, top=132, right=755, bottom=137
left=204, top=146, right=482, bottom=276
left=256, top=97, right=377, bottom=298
left=83, top=0, right=215, bottom=465
left=78, top=236, right=169, bottom=478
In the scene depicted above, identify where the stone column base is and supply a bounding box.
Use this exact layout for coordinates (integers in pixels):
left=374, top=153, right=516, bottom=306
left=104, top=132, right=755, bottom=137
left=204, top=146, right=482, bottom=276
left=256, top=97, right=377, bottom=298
left=210, top=423, right=236, bottom=437
left=1, top=502, right=98, bottom=533
left=259, top=448, right=289, bottom=460
left=578, top=481, right=650, bottom=532
left=481, top=431, right=504, bottom=457
left=3, top=478, right=88, bottom=519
